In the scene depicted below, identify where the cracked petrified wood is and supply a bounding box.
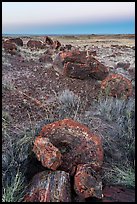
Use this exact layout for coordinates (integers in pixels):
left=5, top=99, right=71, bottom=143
left=33, top=118, right=103, bottom=175
left=74, top=164, right=103, bottom=199
left=24, top=170, right=71, bottom=202
left=101, top=74, right=132, bottom=98
left=53, top=50, right=109, bottom=80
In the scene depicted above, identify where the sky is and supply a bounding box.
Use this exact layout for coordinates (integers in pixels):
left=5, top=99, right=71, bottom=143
left=2, top=2, right=135, bottom=35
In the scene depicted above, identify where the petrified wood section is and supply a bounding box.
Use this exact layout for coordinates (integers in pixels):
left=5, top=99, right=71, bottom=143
left=33, top=137, right=62, bottom=170
left=24, top=171, right=71, bottom=202
left=74, top=164, right=102, bottom=199
left=33, top=118, right=103, bottom=175
left=5, top=38, right=23, bottom=46
left=53, top=40, right=61, bottom=49
left=27, top=40, right=43, bottom=49
left=88, top=57, right=109, bottom=80
left=63, top=62, right=92, bottom=79
left=53, top=50, right=109, bottom=80
left=101, top=74, right=132, bottom=98
left=3, top=41, right=18, bottom=55
left=45, top=36, right=54, bottom=45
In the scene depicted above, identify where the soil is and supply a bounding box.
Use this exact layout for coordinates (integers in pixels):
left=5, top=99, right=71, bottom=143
left=2, top=34, right=135, bottom=202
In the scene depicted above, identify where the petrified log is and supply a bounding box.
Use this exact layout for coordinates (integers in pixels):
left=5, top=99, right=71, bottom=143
left=101, top=74, right=132, bottom=98
left=33, top=137, right=62, bottom=170
left=33, top=118, right=103, bottom=175
left=53, top=40, right=61, bottom=49
left=5, top=38, right=23, bottom=46
left=74, top=164, right=102, bottom=199
left=24, top=170, right=71, bottom=202
left=3, top=41, right=18, bottom=55
left=27, top=40, right=43, bottom=49
left=45, top=36, right=54, bottom=45
left=63, top=62, right=92, bottom=79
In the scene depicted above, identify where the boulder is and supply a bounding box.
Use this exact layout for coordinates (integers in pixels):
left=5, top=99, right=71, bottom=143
left=27, top=40, right=43, bottom=49
left=33, top=137, right=62, bottom=170
left=3, top=41, right=18, bottom=55
left=24, top=170, right=71, bottom=202
left=101, top=74, right=132, bottom=98
left=63, top=62, right=92, bottom=79
left=53, top=40, right=61, bottom=49
left=39, top=55, right=53, bottom=63
left=53, top=50, right=109, bottom=80
left=116, top=62, right=130, bottom=70
left=33, top=118, right=103, bottom=175
left=74, top=164, right=102, bottom=199
left=5, top=38, right=23, bottom=46
left=45, top=36, right=54, bottom=45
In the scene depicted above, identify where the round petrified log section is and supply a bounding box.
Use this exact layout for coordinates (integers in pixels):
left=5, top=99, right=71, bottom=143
left=101, top=74, right=132, bottom=98
left=23, top=170, right=71, bottom=202
left=74, top=164, right=102, bottom=199
left=33, top=118, right=103, bottom=175
left=27, top=40, right=43, bottom=49
left=5, top=38, right=23, bottom=46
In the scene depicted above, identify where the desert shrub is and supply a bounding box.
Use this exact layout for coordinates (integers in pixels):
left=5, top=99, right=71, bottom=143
left=57, top=89, right=81, bottom=120
left=82, top=96, right=135, bottom=187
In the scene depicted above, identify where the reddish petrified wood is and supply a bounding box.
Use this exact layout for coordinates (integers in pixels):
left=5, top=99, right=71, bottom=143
left=101, top=74, right=132, bottom=98
left=74, top=164, right=103, bottom=199
left=5, top=38, right=23, bottom=46
left=45, top=36, right=54, bottom=45
left=27, top=40, right=43, bottom=49
left=33, top=118, right=103, bottom=175
left=33, top=137, right=62, bottom=170
left=88, top=57, right=109, bottom=80
left=63, top=62, right=92, bottom=79
left=53, top=40, right=61, bottom=49
left=24, top=171, right=71, bottom=202
left=3, top=41, right=18, bottom=55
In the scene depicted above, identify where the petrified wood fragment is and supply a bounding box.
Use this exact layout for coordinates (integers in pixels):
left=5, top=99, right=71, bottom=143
left=33, top=118, right=103, bottom=175
left=74, top=164, right=102, bottom=199
left=101, top=74, right=132, bottom=98
left=24, top=170, right=71, bottom=202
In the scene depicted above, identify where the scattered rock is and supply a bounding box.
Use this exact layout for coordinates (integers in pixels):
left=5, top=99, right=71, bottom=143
left=63, top=62, right=92, bottom=79
left=3, top=41, right=18, bottom=55
left=33, top=118, right=103, bottom=175
left=45, top=36, right=54, bottom=45
left=24, top=170, right=71, bottom=202
left=53, top=40, right=61, bottom=49
left=74, top=164, right=103, bottom=199
left=116, top=62, right=130, bottom=69
left=27, top=40, right=43, bottom=49
left=101, top=74, right=132, bottom=98
left=33, top=137, right=62, bottom=170
left=5, top=38, right=23, bottom=46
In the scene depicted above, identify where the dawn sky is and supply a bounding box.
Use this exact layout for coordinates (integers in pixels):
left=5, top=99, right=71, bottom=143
left=2, top=2, right=135, bottom=35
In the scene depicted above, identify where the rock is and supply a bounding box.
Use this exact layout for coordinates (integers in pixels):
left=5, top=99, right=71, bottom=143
left=3, top=41, right=18, bottom=55
left=65, top=44, right=72, bottom=50
left=59, top=50, right=88, bottom=64
left=53, top=50, right=109, bottom=80
left=116, top=62, right=130, bottom=69
left=63, top=62, right=92, bottom=79
left=39, top=55, right=53, bottom=63
left=88, top=57, right=109, bottom=80
left=33, top=137, right=62, bottom=170
left=27, top=40, right=43, bottom=49
left=33, top=118, right=103, bottom=175
left=102, top=185, right=135, bottom=202
left=24, top=170, right=71, bottom=202
left=5, top=38, right=23, bottom=46
left=74, top=164, right=103, bottom=199
left=53, top=40, right=61, bottom=49
left=45, top=36, right=54, bottom=45
left=88, top=50, right=97, bottom=56
left=101, top=74, right=132, bottom=98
